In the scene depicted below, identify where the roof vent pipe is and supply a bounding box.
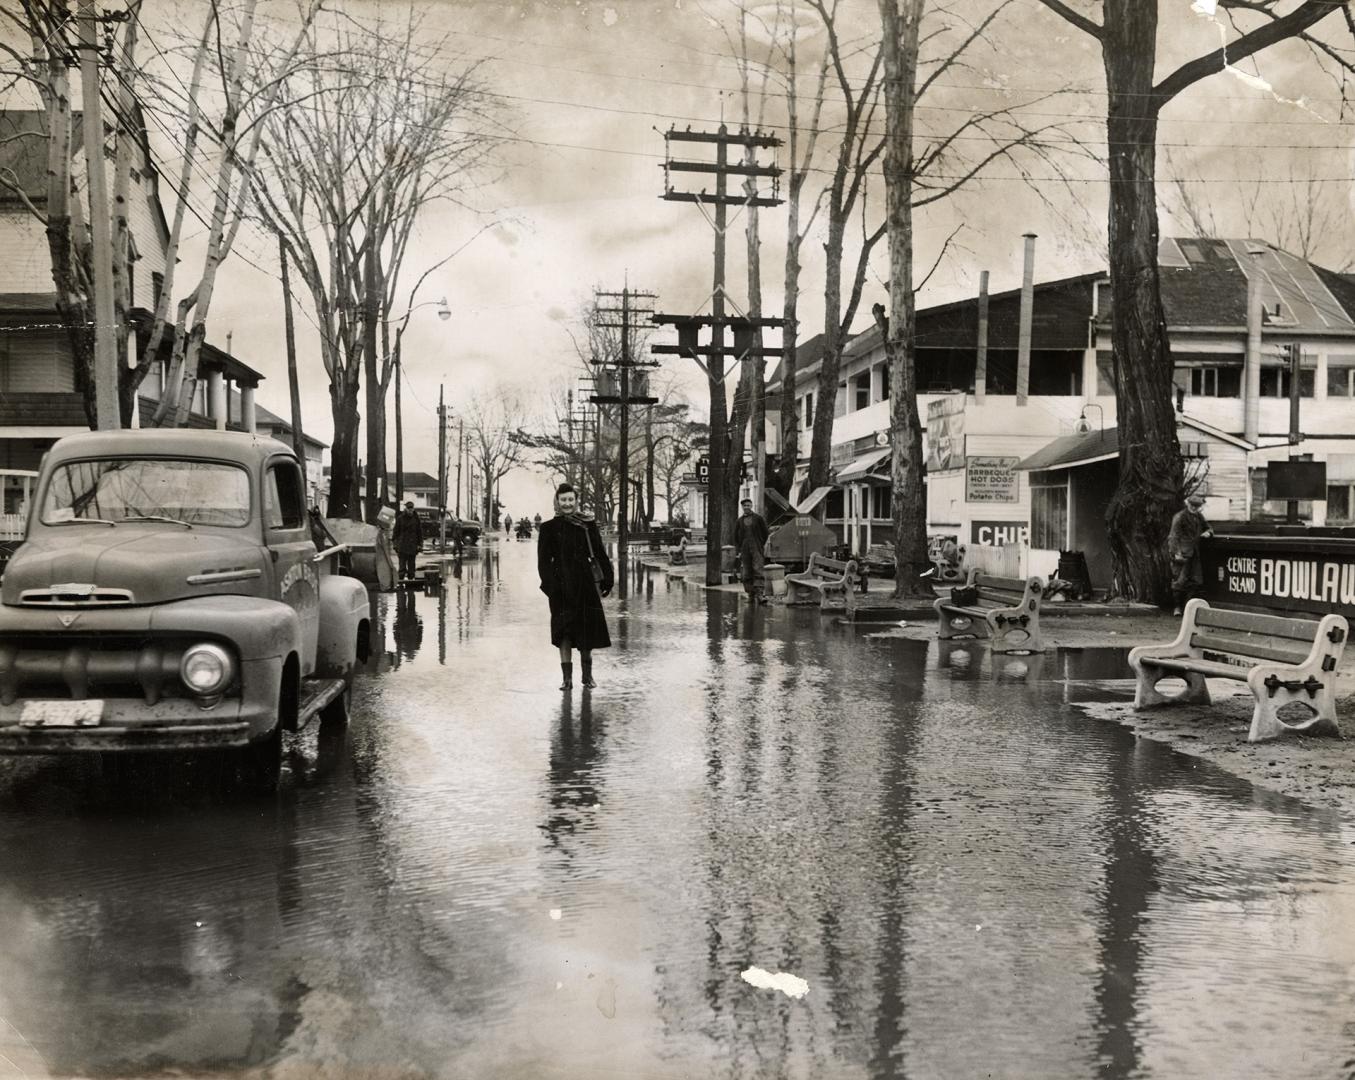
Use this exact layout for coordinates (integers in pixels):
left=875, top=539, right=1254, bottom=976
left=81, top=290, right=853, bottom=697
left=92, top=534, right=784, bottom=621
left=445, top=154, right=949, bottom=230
left=1244, top=245, right=1267, bottom=443
left=1017, top=233, right=1036, bottom=406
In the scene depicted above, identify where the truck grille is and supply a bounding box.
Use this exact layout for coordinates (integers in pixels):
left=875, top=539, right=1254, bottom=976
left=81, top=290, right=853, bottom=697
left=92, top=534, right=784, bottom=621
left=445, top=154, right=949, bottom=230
left=19, top=587, right=135, bottom=607
left=0, top=634, right=232, bottom=704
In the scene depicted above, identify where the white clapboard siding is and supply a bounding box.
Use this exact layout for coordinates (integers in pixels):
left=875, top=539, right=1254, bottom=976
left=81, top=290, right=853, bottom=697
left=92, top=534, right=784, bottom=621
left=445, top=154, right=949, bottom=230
left=0, top=214, right=50, bottom=295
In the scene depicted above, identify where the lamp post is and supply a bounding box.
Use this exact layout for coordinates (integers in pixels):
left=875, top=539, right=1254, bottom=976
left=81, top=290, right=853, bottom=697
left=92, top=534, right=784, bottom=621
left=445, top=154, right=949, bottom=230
left=392, top=297, right=450, bottom=505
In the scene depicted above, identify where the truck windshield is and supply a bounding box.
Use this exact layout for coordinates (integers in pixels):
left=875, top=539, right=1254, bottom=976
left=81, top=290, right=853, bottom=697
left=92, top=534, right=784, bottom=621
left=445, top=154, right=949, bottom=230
left=41, top=459, right=252, bottom=528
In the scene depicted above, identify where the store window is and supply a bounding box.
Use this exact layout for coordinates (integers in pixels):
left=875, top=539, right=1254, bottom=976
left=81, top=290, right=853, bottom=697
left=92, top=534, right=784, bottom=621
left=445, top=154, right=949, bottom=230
left=879, top=363, right=890, bottom=400
left=1328, top=484, right=1353, bottom=524
left=854, top=370, right=871, bottom=411
left=801, top=391, right=814, bottom=430
left=1181, top=366, right=1242, bottom=397
left=1028, top=470, right=1068, bottom=551
left=1327, top=357, right=1355, bottom=397
left=1259, top=365, right=1315, bottom=398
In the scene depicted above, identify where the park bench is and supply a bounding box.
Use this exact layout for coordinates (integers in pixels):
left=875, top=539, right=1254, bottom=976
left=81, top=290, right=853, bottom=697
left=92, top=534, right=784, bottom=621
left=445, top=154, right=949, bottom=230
left=1127, top=598, right=1349, bottom=743
left=786, top=553, right=860, bottom=614
left=933, top=571, right=1045, bottom=653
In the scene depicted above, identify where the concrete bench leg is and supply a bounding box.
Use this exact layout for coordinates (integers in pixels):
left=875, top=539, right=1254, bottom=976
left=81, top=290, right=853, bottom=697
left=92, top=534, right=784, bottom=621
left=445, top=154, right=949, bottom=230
left=1246, top=672, right=1341, bottom=742
left=1132, top=664, right=1211, bottom=709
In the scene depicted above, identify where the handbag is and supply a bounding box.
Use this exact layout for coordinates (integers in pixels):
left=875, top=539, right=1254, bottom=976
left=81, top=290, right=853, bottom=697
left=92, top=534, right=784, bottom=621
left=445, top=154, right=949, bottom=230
left=951, top=584, right=979, bottom=606
left=583, top=525, right=606, bottom=585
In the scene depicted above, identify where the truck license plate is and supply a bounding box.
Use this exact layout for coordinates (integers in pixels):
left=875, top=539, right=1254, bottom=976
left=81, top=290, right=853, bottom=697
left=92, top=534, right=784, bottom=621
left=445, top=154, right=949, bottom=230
left=19, top=700, right=104, bottom=728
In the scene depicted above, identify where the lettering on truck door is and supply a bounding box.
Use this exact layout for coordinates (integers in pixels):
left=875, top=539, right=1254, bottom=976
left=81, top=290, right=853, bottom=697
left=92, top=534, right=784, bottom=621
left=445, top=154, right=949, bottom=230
left=265, top=458, right=320, bottom=674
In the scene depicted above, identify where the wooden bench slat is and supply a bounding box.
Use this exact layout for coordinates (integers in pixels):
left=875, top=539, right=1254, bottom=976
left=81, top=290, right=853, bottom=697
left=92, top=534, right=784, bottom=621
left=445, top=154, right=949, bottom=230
left=1194, top=606, right=1326, bottom=642
left=1144, top=656, right=1253, bottom=680
left=972, top=575, right=1027, bottom=592
left=1190, top=632, right=1312, bottom=665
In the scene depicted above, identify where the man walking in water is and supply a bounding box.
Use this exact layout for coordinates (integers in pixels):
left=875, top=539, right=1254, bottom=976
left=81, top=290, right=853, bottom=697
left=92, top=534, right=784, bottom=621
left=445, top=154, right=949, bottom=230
left=734, top=497, right=770, bottom=605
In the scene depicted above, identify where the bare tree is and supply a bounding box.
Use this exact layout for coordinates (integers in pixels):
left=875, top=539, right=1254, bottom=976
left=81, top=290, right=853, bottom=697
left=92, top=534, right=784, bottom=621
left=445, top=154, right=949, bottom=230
left=875, top=0, right=932, bottom=597
left=1033, top=0, right=1355, bottom=602
left=250, top=9, right=498, bottom=519
left=463, top=389, right=530, bottom=529
left=0, top=1, right=322, bottom=428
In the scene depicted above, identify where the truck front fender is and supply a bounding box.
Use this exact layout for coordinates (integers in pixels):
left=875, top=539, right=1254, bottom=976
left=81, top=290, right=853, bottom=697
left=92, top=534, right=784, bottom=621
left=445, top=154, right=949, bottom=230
left=315, top=575, right=369, bottom=680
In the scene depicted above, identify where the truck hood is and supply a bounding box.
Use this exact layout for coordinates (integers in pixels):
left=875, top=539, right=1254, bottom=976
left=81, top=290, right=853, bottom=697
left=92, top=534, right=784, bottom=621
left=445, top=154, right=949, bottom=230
left=2, top=528, right=271, bottom=607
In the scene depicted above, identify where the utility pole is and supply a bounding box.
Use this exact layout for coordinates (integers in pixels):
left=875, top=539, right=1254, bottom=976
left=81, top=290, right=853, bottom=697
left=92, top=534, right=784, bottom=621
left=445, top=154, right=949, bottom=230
left=280, top=236, right=305, bottom=464
left=592, top=285, right=658, bottom=592
left=438, top=384, right=448, bottom=551
left=79, top=0, right=119, bottom=431
left=394, top=357, right=403, bottom=504
left=455, top=419, right=464, bottom=518
left=1287, top=342, right=1303, bottom=525
left=655, top=125, right=783, bottom=585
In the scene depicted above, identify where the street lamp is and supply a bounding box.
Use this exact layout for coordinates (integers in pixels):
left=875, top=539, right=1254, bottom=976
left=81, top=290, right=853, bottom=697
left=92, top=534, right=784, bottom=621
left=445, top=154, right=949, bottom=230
left=1074, top=403, right=1104, bottom=436
left=394, top=296, right=451, bottom=505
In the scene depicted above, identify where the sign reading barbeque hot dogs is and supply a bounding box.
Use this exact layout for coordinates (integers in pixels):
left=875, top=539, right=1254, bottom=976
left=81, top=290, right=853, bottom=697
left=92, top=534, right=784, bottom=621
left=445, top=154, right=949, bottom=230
left=1201, top=534, right=1355, bottom=621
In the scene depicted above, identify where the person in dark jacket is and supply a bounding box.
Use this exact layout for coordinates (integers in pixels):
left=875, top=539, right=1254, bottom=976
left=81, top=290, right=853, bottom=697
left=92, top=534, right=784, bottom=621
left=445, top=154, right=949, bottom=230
left=392, top=500, right=422, bottom=581
left=1168, top=492, right=1213, bottom=615
left=538, top=483, right=613, bottom=689
left=733, top=497, right=771, bottom=604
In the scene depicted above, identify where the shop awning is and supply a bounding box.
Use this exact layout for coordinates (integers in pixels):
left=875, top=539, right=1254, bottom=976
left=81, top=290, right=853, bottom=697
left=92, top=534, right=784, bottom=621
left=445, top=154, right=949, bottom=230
left=1015, top=428, right=1120, bottom=472
left=835, top=447, right=892, bottom=483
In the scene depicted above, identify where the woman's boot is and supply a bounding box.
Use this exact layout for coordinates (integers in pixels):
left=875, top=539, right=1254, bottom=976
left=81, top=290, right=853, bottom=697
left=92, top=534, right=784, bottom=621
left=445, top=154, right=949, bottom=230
left=580, top=656, right=596, bottom=688
left=559, top=662, right=573, bottom=690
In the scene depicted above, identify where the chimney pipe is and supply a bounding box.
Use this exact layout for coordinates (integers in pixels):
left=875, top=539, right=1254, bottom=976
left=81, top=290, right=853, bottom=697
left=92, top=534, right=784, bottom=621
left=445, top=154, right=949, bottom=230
left=1017, top=233, right=1036, bottom=406
left=975, top=270, right=989, bottom=403
left=1244, top=245, right=1266, bottom=444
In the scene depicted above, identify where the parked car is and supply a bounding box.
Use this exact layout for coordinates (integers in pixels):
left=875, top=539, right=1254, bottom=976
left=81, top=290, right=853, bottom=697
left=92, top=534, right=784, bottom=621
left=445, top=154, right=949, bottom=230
left=0, top=429, right=370, bottom=787
left=412, top=507, right=482, bottom=547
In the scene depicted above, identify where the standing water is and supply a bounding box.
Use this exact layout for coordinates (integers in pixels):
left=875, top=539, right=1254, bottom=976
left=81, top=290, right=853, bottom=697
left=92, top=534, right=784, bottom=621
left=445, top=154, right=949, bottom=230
left=0, top=542, right=1352, bottom=1079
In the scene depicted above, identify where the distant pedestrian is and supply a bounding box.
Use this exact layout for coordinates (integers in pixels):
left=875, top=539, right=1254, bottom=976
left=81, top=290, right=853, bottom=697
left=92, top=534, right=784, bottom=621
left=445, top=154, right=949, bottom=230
left=1169, top=492, right=1213, bottom=615
left=392, top=500, right=422, bottom=582
left=504, top=514, right=513, bottom=535
left=533, top=512, right=542, bottom=529
left=734, top=497, right=770, bottom=604
left=538, top=483, right=613, bottom=690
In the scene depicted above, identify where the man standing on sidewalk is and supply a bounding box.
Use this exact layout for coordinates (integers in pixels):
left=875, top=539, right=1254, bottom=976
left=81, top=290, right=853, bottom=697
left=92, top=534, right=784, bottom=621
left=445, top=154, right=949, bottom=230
left=1168, top=492, right=1213, bottom=616
left=392, top=501, right=422, bottom=582
left=734, top=498, right=770, bottom=604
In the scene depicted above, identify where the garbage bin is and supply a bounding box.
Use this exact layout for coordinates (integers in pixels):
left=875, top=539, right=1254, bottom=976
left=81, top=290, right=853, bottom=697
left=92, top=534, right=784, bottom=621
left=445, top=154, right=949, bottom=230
left=764, top=563, right=786, bottom=598
left=721, top=544, right=737, bottom=574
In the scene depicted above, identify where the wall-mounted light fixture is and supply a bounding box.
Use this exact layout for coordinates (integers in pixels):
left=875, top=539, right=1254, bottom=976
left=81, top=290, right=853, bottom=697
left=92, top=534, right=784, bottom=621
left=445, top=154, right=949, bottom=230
left=1074, top=402, right=1104, bottom=436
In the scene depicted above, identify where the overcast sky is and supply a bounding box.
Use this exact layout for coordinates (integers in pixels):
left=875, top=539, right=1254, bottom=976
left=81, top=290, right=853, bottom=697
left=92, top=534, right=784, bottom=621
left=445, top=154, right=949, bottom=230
left=165, top=0, right=1355, bottom=518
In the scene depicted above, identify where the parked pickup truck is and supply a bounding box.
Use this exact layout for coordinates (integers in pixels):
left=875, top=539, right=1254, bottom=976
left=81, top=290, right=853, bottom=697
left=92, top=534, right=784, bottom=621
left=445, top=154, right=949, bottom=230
left=0, top=429, right=370, bottom=786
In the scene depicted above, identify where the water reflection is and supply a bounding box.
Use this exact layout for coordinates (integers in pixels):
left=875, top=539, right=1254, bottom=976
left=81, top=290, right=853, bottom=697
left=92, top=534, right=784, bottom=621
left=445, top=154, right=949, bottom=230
left=2, top=545, right=1354, bottom=1078
left=391, top=587, right=423, bottom=663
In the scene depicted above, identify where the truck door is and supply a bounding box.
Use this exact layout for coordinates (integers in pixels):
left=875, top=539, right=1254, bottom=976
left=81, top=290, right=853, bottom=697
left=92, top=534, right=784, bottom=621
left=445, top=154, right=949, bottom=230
left=264, top=457, right=320, bottom=675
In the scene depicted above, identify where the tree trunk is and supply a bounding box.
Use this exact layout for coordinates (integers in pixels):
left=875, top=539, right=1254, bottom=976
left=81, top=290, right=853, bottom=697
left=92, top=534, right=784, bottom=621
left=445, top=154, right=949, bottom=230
left=327, top=378, right=362, bottom=519
left=1102, top=0, right=1181, bottom=604
left=809, top=207, right=847, bottom=491
left=877, top=0, right=932, bottom=598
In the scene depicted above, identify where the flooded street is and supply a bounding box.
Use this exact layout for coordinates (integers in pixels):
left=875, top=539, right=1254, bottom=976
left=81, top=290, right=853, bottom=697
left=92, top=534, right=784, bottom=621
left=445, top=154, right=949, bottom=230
left=2, top=542, right=1355, bottom=1079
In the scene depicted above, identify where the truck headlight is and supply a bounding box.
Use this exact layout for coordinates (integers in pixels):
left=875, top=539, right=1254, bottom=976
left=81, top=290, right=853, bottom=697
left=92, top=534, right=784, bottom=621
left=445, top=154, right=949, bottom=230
left=180, top=643, right=234, bottom=696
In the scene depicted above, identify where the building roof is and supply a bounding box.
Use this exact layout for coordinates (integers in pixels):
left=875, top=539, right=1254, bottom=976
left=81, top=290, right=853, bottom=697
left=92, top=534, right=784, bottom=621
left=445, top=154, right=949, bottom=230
left=1016, top=414, right=1253, bottom=472
left=251, top=400, right=328, bottom=450
left=1104, top=238, right=1355, bottom=334
left=1015, top=428, right=1120, bottom=472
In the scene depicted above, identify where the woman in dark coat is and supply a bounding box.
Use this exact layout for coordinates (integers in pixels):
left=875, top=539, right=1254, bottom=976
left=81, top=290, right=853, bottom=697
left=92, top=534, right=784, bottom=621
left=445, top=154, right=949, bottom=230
left=538, top=483, right=613, bottom=689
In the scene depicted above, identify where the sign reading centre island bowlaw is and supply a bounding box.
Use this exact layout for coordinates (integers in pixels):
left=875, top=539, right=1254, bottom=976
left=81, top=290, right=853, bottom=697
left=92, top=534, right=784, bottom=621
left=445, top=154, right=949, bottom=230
left=1201, top=535, right=1355, bottom=622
